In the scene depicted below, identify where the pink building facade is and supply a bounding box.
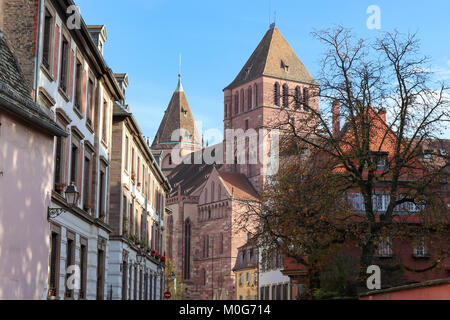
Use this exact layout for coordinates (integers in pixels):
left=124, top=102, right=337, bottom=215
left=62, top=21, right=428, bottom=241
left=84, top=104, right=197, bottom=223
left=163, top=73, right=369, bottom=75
left=0, top=31, right=66, bottom=299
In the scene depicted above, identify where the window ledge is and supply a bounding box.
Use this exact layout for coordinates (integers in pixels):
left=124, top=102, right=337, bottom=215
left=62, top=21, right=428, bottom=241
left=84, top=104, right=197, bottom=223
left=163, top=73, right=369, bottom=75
left=73, top=106, right=83, bottom=120
left=85, top=120, right=94, bottom=134
left=412, top=254, right=430, bottom=260
left=58, top=86, right=70, bottom=103
left=40, top=64, right=55, bottom=83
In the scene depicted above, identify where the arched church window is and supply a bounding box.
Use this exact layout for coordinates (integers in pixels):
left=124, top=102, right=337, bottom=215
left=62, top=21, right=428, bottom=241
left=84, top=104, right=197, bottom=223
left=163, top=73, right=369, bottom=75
left=248, top=86, right=252, bottom=110
left=240, top=89, right=244, bottom=113
left=295, top=86, right=301, bottom=109
left=282, top=84, right=289, bottom=108
left=274, top=83, right=280, bottom=107
left=254, top=83, right=258, bottom=108
left=183, top=219, right=191, bottom=280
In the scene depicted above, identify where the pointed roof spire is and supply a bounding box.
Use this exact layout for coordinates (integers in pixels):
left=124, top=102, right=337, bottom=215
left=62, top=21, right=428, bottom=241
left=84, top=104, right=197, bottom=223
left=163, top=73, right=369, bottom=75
left=224, top=27, right=317, bottom=90
left=176, top=73, right=184, bottom=92
left=152, top=74, right=201, bottom=148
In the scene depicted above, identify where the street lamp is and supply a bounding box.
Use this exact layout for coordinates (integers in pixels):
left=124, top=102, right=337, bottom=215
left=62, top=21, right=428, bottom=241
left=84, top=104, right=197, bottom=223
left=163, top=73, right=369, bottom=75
left=47, top=183, right=79, bottom=219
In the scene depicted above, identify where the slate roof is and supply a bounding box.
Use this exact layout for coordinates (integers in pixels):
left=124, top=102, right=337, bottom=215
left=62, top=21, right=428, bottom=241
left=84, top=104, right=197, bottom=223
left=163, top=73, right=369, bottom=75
left=152, top=75, right=201, bottom=148
left=224, top=26, right=318, bottom=90
left=0, top=30, right=66, bottom=137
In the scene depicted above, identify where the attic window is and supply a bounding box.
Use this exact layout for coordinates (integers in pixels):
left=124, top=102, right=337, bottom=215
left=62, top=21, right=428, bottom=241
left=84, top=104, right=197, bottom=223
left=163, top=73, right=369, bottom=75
left=281, top=60, right=289, bottom=72
left=439, top=148, right=447, bottom=156
left=181, top=107, right=188, bottom=116
left=244, top=66, right=252, bottom=77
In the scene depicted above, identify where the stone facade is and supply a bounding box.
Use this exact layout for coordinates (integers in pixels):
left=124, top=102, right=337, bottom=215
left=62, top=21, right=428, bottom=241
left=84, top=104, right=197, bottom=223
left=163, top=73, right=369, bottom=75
left=107, top=82, right=171, bottom=300
left=1, top=0, right=125, bottom=300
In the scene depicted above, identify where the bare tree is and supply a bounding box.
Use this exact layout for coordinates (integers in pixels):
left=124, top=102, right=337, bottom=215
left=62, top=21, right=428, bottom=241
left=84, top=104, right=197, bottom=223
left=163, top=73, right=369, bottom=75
left=238, top=26, right=450, bottom=294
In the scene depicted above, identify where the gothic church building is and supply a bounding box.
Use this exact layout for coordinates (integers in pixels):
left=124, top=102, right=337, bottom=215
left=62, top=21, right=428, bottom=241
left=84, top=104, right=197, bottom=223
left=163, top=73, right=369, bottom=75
left=153, top=26, right=318, bottom=300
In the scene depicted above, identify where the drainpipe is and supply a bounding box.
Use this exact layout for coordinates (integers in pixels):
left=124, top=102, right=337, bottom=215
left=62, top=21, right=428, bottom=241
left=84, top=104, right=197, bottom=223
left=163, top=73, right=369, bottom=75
left=34, top=0, right=44, bottom=103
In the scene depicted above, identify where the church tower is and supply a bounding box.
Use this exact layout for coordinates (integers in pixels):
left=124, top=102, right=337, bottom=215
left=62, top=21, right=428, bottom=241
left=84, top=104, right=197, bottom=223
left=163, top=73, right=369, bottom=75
left=152, top=75, right=202, bottom=175
left=223, top=25, right=319, bottom=192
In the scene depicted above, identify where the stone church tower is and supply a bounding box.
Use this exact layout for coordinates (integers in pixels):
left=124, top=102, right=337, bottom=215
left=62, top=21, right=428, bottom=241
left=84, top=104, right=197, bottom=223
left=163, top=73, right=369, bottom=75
left=161, top=25, right=318, bottom=300
left=223, top=25, right=319, bottom=193
left=152, top=75, right=202, bottom=175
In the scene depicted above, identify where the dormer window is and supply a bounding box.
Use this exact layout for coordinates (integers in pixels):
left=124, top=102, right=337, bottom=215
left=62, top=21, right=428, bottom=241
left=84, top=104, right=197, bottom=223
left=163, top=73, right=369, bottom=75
left=424, top=150, right=433, bottom=161
left=281, top=60, right=289, bottom=72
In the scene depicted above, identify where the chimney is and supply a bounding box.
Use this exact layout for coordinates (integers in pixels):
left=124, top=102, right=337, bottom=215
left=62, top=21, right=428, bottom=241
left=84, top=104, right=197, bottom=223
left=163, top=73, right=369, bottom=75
left=332, top=100, right=340, bottom=138
left=378, top=108, right=387, bottom=123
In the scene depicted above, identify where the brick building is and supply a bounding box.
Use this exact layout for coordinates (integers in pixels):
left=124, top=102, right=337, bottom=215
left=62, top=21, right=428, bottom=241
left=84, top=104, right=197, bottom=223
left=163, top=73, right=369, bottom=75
left=282, top=103, right=450, bottom=299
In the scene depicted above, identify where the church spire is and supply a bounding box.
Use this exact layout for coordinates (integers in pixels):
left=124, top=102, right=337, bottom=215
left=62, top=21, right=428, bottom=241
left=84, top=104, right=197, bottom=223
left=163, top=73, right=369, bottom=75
left=176, top=73, right=184, bottom=92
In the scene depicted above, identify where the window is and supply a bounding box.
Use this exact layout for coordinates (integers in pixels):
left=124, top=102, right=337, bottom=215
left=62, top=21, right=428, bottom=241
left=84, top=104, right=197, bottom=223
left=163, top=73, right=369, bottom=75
left=86, top=77, right=94, bottom=125
left=79, top=237, right=88, bottom=299
left=254, top=83, right=258, bottom=108
left=48, top=224, right=61, bottom=298
left=271, top=285, right=276, bottom=300
left=42, top=9, right=54, bottom=70
left=74, top=61, right=83, bottom=112
left=413, top=236, right=427, bottom=257
left=372, top=194, right=390, bottom=213
left=303, top=88, right=308, bottom=106
left=59, top=35, right=70, bottom=93
left=282, top=84, right=289, bottom=107
left=219, top=233, right=224, bottom=254
left=274, top=83, right=280, bottom=106
left=224, top=104, right=228, bottom=118
left=247, top=87, right=252, bottom=110
left=377, top=154, right=388, bottom=170
left=424, top=150, right=433, bottom=161
left=98, top=169, right=105, bottom=217
left=184, top=220, right=191, bottom=280
left=377, top=236, right=393, bottom=257
left=125, top=136, right=129, bottom=171
left=54, top=134, right=66, bottom=192
left=131, top=148, right=135, bottom=177
left=240, top=89, right=244, bottom=113
left=102, top=100, right=108, bottom=143
left=234, top=94, right=239, bottom=114
left=122, top=258, right=128, bottom=300
left=83, top=156, right=91, bottom=210
left=70, top=142, right=79, bottom=185
left=295, top=87, right=301, bottom=109
left=65, top=231, right=75, bottom=299
left=245, top=119, right=249, bottom=130
left=96, top=238, right=106, bottom=300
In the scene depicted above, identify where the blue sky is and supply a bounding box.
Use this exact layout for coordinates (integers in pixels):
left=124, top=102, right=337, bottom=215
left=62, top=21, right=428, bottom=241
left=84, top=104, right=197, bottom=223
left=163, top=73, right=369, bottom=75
left=76, top=0, right=450, bottom=141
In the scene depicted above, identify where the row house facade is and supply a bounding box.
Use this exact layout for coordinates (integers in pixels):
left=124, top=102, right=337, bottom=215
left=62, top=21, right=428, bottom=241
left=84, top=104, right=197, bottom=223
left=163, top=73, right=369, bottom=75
left=0, top=30, right=67, bottom=299
left=108, top=74, right=171, bottom=300
left=1, top=0, right=129, bottom=299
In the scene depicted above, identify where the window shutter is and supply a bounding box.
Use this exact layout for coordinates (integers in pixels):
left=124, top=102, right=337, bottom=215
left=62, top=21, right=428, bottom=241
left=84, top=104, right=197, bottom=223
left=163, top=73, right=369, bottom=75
left=52, top=25, right=60, bottom=79
left=68, top=50, right=74, bottom=101
left=64, top=131, right=70, bottom=185
left=78, top=143, right=83, bottom=204
left=82, top=70, right=87, bottom=116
